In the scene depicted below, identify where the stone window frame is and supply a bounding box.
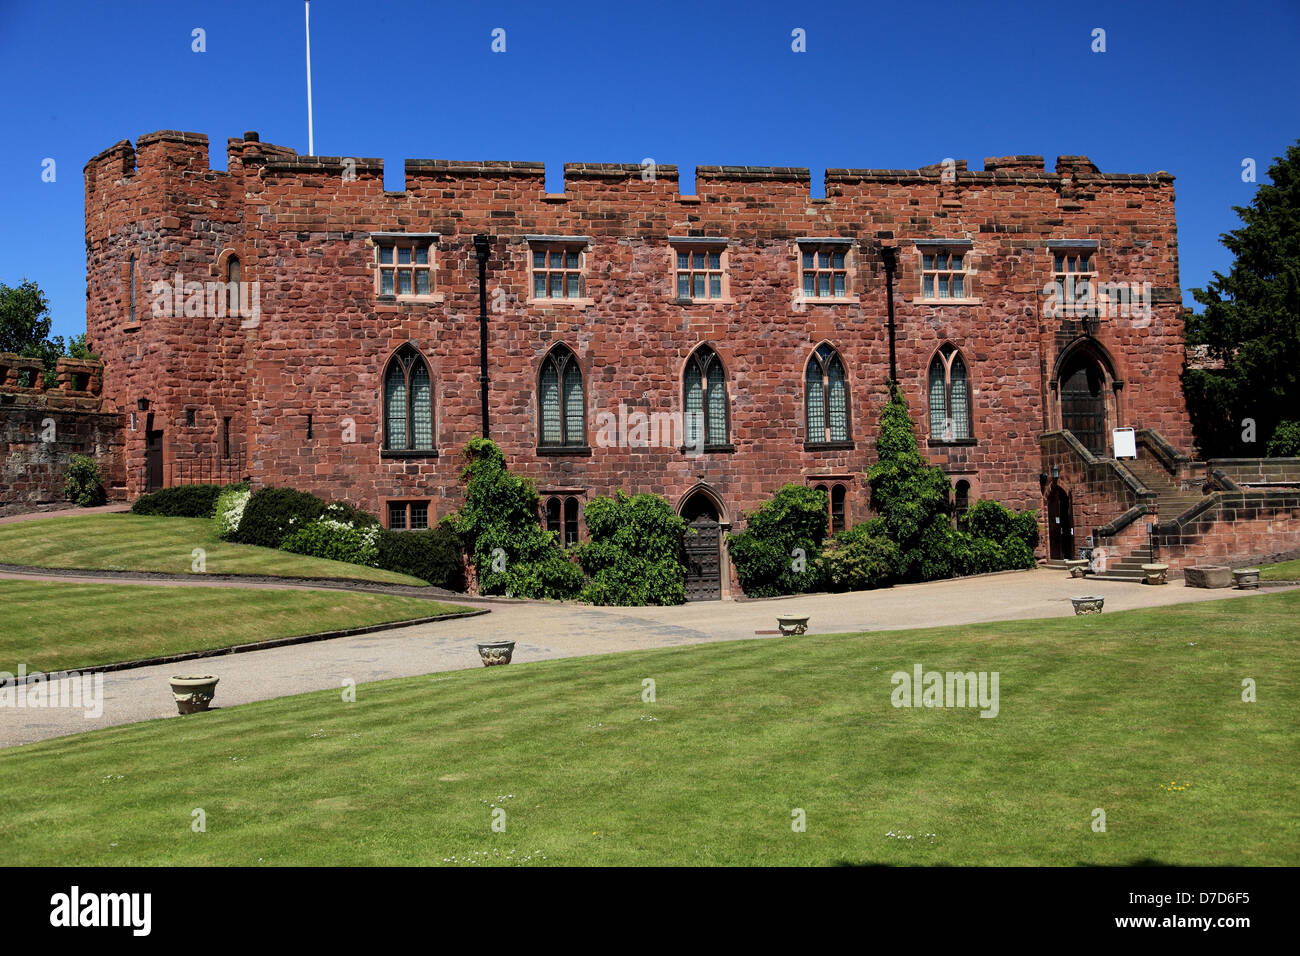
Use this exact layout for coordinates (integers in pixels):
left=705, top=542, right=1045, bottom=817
left=804, top=341, right=854, bottom=450
left=682, top=343, right=734, bottom=454
left=542, top=492, right=583, bottom=547
left=527, top=235, right=592, bottom=305
left=121, top=256, right=140, bottom=331
left=536, top=342, right=591, bottom=455
left=926, top=342, right=976, bottom=445
left=809, top=476, right=853, bottom=537
left=213, top=245, right=261, bottom=323
left=1047, top=239, right=1100, bottom=318
left=912, top=239, right=978, bottom=304
left=370, top=233, right=441, bottom=301
left=384, top=498, right=432, bottom=531
left=794, top=238, right=858, bottom=304
left=953, top=478, right=972, bottom=521
left=225, top=255, right=243, bottom=317
left=380, top=342, right=438, bottom=459
left=668, top=237, right=732, bottom=303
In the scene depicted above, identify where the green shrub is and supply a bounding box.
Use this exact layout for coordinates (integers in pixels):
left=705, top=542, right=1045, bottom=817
left=130, top=483, right=223, bottom=517
left=63, top=455, right=106, bottom=507
left=963, top=499, right=1039, bottom=551
left=1266, top=420, right=1300, bottom=457
left=282, top=518, right=381, bottom=567
left=727, top=484, right=828, bottom=597
left=375, top=521, right=465, bottom=590
left=214, top=484, right=251, bottom=541
left=232, top=487, right=330, bottom=549
left=1000, top=533, right=1038, bottom=571
left=452, top=438, right=584, bottom=599
left=818, top=526, right=900, bottom=592
left=963, top=499, right=1016, bottom=543
left=576, top=491, right=687, bottom=605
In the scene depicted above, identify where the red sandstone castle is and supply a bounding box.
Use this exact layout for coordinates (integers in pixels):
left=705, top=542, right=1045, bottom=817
left=75, top=129, right=1299, bottom=597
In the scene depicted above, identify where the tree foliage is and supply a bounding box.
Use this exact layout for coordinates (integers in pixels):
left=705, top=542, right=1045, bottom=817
left=866, top=386, right=954, bottom=581
left=1185, top=141, right=1300, bottom=457
left=0, top=279, right=95, bottom=387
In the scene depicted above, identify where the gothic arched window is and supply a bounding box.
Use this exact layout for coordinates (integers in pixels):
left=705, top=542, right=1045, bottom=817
left=806, top=343, right=850, bottom=444
left=538, top=344, right=585, bottom=447
left=928, top=344, right=971, bottom=441
left=383, top=344, right=434, bottom=452
left=684, top=345, right=730, bottom=449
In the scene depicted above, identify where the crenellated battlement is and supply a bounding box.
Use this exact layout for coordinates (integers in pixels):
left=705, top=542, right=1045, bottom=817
left=84, top=129, right=1175, bottom=217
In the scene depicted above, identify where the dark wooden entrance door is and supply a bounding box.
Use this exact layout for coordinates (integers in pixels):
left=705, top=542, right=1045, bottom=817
left=145, top=421, right=164, bottom=492
left=683, top=511, right=722, bottom=602
left=1060, top=356, right=1107, bottom=456
left=1047, top=486, right=1074, bottom=560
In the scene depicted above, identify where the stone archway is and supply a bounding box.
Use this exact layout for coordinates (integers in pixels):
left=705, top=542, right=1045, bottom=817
left=678, top=485, right=726, bottom=601
left=1054, top=341, right=1118, bottom=457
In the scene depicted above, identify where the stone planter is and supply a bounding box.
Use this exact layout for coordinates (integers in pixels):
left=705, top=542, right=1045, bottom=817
left=1065, top=559, right=1090, bottom=579
left=476, top=640, right=516, bottom=666
left=1184, top=565, right=1232, bottom=589
left=1141, top=563, right=1169, bottom=586
left=777, top=615, right=810, bottom=636
left=1232, top=568, right=1260, bottom=590
left=170, top=675, right=219, bottom=715
left=1071, top=595, right=1105, bottom=615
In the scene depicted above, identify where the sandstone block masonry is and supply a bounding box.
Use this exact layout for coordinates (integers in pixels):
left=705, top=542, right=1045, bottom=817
left=0, top=354, right=125, bottom=516
left=85, top=129, right=1203, bottom=591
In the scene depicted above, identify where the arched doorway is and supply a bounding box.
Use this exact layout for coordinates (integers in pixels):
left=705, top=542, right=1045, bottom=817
left=1047, top=486, right=1074, bottom=560
left=1058, top=351, right=1108, bottom=456
left=680, top=490, right=723, bottom=601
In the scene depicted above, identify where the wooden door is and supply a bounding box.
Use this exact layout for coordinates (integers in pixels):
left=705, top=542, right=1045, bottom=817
left=683, top=513, right=721, bottom=601
left=1048, top=487, right=1074, bottom=560
left=145, top=427, right=164, bottom=491
left=1060, top=357, right=1107, bottom=456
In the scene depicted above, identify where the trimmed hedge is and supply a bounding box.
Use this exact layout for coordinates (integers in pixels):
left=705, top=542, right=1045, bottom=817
left=375, top=522, right=465, bottom=590
left=727, top=484, right=828, bottom=597
left=131, top=483, right=225, bottom=518
left=282, top=519, right=381, bottom=567
left=232, top=487, right=376, bottom=549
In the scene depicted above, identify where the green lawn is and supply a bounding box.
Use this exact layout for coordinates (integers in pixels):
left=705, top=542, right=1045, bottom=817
left=2, top=592, right=1295, bottom=866
left=0, top=579, right=467, bottom=672
left=0, top=513, right=427, bottom=586
left=1261, top=558, right=1300, bottom=581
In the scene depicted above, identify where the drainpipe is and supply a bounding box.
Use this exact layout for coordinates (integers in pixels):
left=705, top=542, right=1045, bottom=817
left=880, top=245, right=898, bottom=387
left=474, top=234, right=491, bottom=438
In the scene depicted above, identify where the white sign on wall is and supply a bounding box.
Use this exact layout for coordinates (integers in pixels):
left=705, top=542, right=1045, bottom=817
left=1112, top=427, right=1137, bottom=459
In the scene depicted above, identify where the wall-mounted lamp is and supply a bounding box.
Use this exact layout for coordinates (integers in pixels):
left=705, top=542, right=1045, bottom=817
left=1051, top=464, right=1060, bottom=480
left=136, top=398, right=150, bottom=411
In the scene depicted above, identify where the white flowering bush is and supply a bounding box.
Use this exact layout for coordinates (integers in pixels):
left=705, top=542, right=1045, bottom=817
left=281, top=518, right=380, bottom=567
left=214, top=486, right=252, bottom=541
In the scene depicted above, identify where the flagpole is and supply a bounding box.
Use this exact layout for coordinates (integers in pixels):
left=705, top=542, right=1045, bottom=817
left=305, top=1, right=314, bottom=156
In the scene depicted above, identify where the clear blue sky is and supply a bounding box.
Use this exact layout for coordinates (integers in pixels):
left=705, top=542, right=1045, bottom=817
left=1, top=0, right=1297, bottom=344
